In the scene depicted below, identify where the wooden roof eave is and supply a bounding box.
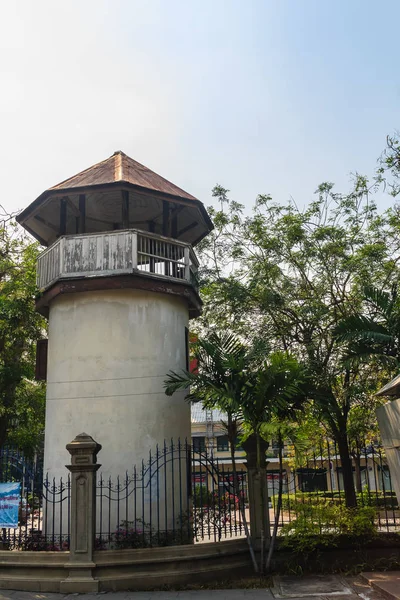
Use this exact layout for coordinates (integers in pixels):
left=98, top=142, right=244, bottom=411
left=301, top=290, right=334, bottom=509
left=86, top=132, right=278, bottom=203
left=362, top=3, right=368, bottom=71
left=16, top=181, right=214, bottom=239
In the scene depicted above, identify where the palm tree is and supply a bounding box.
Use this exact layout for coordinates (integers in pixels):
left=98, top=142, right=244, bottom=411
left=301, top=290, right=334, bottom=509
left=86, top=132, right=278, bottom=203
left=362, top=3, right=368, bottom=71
left=164, top=332, right=259, bottom=572
left=164, top=335, right=307, bottom=574
left=261, top=419, right=309, bottom=573
left=335, top=284, right=400, bottom=365
left=239, top=352, right=308, bottom=573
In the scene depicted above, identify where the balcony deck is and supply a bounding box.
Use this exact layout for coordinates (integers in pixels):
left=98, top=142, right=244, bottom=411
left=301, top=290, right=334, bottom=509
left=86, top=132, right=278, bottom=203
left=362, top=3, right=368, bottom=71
left=37, top=229, right=199, bottom=292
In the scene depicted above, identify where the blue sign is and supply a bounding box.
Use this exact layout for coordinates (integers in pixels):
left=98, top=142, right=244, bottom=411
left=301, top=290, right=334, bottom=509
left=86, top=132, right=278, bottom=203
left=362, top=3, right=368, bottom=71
left=0, top=483, right=20, bottom=528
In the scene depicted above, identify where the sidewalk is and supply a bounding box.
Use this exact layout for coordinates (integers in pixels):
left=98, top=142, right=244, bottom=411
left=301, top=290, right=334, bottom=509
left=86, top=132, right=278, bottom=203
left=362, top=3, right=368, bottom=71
left=0, top=574, right=390, bottom=600
left=361, top=571, right=400, bottom=600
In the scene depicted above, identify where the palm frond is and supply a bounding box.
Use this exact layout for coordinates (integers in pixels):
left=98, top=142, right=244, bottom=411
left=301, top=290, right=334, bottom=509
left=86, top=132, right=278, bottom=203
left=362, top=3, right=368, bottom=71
left=363, top=286, right=393, bottom=318
left=163, top=370, right=196, bottom=396
left=334, top=314, right=392, bottom=344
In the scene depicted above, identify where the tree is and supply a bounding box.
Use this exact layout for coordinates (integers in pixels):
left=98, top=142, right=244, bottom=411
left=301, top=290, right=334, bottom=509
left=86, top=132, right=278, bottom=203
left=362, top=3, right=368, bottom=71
left=377, top=132, right=400, bottom=198
left=239, top=351, right=307, bottom=573
left=164, top=335, right=307, bottom=573
left=335, top=285, right=400, bottom=367
left=347, top=400, right=382, bottom=493
left=262, top=419, right=307, bottom=573
left=164, top=332, right=258, bottom=572
left=8, top=379, right=46, bottom=457
left=0, top=216, right=46, bottom=450
left=196, top=178, right=400, bottom=507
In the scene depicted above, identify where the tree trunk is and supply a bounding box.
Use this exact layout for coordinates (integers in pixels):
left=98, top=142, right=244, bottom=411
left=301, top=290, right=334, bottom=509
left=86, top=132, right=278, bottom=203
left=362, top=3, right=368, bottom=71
left=0, top=416, right=8, bottom=450
left=266, top=431, right=283, bottom=572
left=337, top=434, right=357, bottom=508
left=227, top=414, right=258, bottom=574
left=256, top=431, right=266, bottom=575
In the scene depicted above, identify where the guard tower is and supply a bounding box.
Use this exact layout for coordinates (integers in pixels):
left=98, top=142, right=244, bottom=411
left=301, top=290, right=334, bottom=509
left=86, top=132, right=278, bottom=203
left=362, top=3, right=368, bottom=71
left=17, top=152, right=213, bottom=480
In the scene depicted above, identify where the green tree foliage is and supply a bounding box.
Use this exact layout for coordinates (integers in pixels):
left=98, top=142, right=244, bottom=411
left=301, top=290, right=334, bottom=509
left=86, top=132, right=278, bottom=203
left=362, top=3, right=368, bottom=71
left=335, top=285, right=400, bottom=366
left=377, top=132, right=400, bottom=198
left=164, top=333, right=307, bottom=572
left=195, top=175, right=400, bottom=508
left=0, top=216, right=46, bottom=453
left=164, top=332, right=258, bottom=571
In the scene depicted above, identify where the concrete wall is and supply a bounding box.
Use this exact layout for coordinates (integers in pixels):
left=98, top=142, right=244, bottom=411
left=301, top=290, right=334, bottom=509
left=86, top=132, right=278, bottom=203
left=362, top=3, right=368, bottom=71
left=43, top=289, right=190, bottom=531
left=376, top=399, right=400, bottom=503
left=0, top=540, right=251, bottom=592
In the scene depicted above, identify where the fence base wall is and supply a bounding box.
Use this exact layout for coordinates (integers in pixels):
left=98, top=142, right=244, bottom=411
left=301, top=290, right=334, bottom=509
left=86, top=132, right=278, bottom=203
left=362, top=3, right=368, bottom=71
left=0, top=540, right=251, bottom=592
left=0, top=552, right=66, bottom=592
left=0, top=537, right=399, bottom=592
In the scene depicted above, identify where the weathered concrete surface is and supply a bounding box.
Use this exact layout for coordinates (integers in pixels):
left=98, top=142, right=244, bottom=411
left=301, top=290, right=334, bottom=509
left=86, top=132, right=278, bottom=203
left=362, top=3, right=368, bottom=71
left=0, top=591, right=277, bottom=600
left=0, top=539, right=251, bottom=593
left=44, top=288, right=190, bottom=480
left=361, top=571, right=400, bottom=600
left=272, top=574, right=353, bottom=597
left=61, top=433, right=101, bottom=594
left=0, top=574, right=389, bottom=599
left=376, top=400, right=400, bottom=504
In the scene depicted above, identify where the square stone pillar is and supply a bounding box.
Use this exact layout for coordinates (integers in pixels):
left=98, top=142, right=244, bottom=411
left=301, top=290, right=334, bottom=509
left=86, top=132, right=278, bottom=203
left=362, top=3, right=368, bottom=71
left=60, top=433, right=101, bottom=594
left=242, top=434, right=270, bottom=545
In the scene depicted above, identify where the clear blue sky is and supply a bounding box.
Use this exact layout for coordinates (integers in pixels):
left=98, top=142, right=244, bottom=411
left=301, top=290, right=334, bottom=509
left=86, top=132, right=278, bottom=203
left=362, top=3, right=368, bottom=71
left=1, top=0, right=399, bottom=218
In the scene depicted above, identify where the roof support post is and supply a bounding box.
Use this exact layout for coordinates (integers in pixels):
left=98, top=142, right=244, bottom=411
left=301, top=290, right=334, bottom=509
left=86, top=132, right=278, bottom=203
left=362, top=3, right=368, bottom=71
left=78, top=194, right=86, bottom=234
left=171, top=214, right=178, bottom=238
left=60, top=198, right=67, bottom=235
left=162, top=200, right=170, bottom=237
left=122, top=190, right=129, bottom=229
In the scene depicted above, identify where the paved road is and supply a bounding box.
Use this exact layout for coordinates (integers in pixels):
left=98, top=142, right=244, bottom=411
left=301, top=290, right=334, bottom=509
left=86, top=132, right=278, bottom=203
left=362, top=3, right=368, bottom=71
left=0, top=592, right=379, bottom=600
left=0, top=575, right=387, bottom=600
left=0, top=593, right=278, bottom=600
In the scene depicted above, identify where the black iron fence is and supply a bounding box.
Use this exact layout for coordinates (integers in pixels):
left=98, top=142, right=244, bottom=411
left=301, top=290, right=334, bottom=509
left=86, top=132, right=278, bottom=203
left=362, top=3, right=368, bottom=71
left=0, top=447, right=70, bottom=550
left=95, top=437, right=400, bottom=549
left=267, top=439, right=400, bottom=536
left=95, top=439, right=247, bottom=549
left=0, top=437, right=399, bottom=552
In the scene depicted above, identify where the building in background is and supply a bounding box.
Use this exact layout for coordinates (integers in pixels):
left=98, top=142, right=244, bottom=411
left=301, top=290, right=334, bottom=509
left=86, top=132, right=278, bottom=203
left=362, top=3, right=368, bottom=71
left=191, top=405, right=391, bottom=499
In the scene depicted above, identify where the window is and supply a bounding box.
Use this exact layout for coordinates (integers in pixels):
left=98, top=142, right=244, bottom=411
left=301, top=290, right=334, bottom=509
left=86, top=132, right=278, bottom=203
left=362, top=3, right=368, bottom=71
left=297, top=468, right=328, bottom=493
left=267, top=471, right=288, bottom=495
left=192, top=437, right=206, bottom=452
left=217, top=436, right=229, bottom=452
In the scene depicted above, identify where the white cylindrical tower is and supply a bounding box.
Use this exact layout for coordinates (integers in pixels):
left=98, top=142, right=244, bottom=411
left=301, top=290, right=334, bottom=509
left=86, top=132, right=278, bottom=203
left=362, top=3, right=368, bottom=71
left=16, top=152, right=212, bottom=536
left=44, top=288, right=190, bottom=478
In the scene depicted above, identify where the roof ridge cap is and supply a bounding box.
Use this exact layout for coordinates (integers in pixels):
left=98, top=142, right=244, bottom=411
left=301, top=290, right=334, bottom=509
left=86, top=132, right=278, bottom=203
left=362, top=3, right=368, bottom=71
left=114, top=152, right=123, bottom=181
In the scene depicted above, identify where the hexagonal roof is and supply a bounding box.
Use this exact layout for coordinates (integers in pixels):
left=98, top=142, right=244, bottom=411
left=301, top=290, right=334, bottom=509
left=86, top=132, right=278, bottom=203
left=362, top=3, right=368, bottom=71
left=49, top=151, right=198, bottom=200
left=17, top=151, right=213, bottom=247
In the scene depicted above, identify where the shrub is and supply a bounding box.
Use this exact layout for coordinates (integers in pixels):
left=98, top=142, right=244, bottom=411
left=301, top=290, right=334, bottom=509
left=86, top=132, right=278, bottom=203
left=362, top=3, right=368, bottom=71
left=109, top=517, right=192, bottom=550
left=280, top=504, right=377, bottom=553
left=111, top=519, right=150, bottom=549
left=278, top=491, right=399, bottom=512
left=19, top=530, right=68, bottom=551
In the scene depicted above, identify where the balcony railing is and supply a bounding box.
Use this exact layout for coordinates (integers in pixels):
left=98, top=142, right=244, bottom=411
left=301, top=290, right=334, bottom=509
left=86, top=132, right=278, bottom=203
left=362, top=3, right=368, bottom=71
left=37, top=229, right=199, bottom=292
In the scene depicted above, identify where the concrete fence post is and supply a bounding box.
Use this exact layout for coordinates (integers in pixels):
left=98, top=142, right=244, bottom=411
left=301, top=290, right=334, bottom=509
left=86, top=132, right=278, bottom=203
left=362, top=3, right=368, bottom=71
left=60, top=433, right=102, bottom=594
left=242, top=434, right=270, bottom=546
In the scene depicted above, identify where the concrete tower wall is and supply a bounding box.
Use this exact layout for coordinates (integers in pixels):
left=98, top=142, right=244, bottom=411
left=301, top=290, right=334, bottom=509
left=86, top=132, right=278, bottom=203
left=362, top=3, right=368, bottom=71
left=43, top=288, right=190, bottom=481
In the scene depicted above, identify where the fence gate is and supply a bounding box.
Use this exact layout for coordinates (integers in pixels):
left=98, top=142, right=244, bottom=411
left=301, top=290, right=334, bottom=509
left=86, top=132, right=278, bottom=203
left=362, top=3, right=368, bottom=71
left=95, top=439, right=248, bottom=549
